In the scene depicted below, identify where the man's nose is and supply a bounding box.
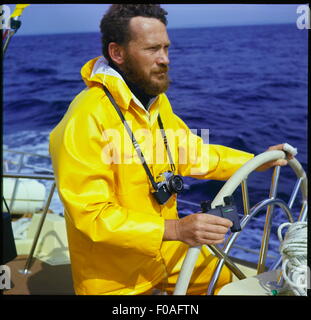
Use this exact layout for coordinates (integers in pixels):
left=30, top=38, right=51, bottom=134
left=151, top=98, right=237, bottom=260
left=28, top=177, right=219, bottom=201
left=157, top=48, right=169, bottom=66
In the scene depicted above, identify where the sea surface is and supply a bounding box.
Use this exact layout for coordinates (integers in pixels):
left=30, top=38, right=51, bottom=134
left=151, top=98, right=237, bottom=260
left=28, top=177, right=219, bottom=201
left=3, top=24, right=308, bottom=267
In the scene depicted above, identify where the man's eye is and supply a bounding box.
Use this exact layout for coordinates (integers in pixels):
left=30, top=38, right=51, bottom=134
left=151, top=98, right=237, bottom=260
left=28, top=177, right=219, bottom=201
left=148, top=46, right=159, bottom=51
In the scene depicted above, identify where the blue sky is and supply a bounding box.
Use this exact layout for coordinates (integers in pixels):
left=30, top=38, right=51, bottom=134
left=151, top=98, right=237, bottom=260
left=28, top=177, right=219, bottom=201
left=6, top=4, right=302, bottom=35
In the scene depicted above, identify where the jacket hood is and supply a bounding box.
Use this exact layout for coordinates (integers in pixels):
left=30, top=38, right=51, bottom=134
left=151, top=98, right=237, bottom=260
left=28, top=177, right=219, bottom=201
left=81, top=56, right=123, bottom=87
left=81, top=56, right=142, bottom=110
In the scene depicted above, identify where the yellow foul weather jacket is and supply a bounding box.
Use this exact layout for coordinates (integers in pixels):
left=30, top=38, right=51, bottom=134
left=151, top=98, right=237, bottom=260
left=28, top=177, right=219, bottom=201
left=49, top=56, right=254, bottom=295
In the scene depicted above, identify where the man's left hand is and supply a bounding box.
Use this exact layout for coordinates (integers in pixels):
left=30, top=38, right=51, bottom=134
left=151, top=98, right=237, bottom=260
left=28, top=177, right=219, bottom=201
left=256, top=143, right=294, bottom=172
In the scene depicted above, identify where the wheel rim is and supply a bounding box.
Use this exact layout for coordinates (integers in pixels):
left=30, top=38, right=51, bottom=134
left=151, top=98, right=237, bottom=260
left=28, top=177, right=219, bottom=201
left=173, top=150, right=308, bottom=295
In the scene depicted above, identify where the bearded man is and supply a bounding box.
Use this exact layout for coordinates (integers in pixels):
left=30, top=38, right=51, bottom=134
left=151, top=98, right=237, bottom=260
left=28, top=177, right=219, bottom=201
left=49, top=4, right=290, bottom=295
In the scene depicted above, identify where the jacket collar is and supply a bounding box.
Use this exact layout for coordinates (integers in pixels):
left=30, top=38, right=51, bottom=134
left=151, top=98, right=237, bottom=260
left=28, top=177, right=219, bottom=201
left=82, top=56, right=159, bottom=113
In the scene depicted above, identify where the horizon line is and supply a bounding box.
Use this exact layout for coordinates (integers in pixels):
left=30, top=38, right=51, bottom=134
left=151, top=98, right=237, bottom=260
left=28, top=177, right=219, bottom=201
left=13, top=21, right=296, bottom=37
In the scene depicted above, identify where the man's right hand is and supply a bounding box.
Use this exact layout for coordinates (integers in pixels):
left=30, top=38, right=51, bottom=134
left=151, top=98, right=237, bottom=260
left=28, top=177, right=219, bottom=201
left=164, top=214, right=233, bottom=246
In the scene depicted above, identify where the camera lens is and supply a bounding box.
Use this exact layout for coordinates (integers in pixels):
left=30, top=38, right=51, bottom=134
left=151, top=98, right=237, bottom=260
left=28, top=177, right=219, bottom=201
left=169, top=175, right=184, bottom=193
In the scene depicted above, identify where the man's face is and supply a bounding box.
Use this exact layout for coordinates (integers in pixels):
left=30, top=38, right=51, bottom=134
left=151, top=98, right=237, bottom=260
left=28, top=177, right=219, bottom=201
left=120, top=16, right=171, bottom=96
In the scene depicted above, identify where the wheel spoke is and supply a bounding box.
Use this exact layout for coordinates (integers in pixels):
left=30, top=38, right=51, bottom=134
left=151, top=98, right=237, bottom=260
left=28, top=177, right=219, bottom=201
left=207, top=244, right=247, bottom=280
left=288, top=177, right=303, bottom=209
left=257, top=166, right=281, bottom=274
left=241, top=179, right=250, bottom=216
left=269, top=165, right=281, bottom=199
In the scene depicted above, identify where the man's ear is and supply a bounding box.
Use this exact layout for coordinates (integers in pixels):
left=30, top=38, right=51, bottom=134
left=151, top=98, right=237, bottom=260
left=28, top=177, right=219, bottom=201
left=108, top=42, right=126, bottom=65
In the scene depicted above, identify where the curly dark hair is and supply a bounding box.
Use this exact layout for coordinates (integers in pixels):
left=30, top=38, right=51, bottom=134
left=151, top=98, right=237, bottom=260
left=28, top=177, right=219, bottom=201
left=100, top=4, right=168, bottom=63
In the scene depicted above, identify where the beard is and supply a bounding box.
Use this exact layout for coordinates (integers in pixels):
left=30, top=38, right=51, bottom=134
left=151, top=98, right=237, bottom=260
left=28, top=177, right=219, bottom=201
left=121, top=53, right=171, bottom=96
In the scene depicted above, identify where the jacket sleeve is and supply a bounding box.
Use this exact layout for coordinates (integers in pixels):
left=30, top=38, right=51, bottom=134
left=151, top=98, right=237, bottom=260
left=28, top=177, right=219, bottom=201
left=49, top=99, right=164, bottom=258
left=173, top=114, right=254, bottom=180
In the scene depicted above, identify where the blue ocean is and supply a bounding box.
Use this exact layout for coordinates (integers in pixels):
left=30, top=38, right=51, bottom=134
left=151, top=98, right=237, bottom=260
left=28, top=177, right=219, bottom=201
left=3, top=24, right=308, bottom=267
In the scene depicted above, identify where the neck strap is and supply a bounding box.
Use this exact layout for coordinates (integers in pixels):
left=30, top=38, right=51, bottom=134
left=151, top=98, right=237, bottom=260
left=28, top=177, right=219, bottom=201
left=103, top=86, right=176, bottom=191
left=157, top=116, right=176, bottom=173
